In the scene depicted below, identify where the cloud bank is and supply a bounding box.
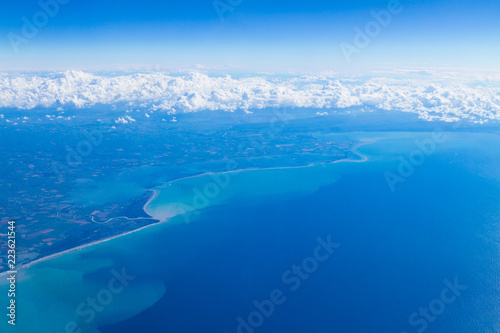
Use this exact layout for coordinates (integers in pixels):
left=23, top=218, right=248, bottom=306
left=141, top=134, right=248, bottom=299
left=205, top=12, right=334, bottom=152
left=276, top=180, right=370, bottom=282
left=1, top=70, right=499, bottom=122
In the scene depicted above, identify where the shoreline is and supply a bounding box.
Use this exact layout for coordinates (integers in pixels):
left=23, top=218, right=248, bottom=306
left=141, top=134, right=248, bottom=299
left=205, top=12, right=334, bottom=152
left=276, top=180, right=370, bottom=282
left=1, top=139, right=375, bottom=276
left=152, top=139, right=372, bottom=190
left=142, top=189, right=159, bottom=217
left=0, top=217, right=164, bottom=277
left=90, top=189, right=158, bottom=224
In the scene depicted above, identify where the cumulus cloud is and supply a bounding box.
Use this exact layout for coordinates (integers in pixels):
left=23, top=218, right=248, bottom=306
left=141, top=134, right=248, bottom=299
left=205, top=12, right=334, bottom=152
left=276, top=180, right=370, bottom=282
left=115, top=117, right=129, bottom=124
left=0, top=70, right=499, bottom=122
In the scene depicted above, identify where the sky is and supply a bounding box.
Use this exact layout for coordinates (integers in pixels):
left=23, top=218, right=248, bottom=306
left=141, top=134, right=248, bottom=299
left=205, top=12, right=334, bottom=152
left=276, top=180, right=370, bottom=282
left=0, top=0, right=499, bottom=72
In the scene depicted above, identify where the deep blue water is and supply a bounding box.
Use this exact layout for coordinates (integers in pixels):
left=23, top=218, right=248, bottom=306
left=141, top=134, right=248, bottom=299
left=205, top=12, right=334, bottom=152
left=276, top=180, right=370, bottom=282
left=101, top=133, right=500, bottom=333
left=2, top=132, right=499, bottom=333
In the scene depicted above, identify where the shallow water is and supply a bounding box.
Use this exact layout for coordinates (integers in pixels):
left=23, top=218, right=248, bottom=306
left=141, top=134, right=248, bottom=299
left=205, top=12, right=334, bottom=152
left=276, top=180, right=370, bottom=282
left=2, top=132, right=499, bottom=333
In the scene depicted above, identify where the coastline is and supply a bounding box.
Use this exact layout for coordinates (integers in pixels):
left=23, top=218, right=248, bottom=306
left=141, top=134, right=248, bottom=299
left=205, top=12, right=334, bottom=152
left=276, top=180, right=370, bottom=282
left=142, top=189, right=159, bottom=217
left=0, top=189, right=162, bottom=278
left=1, top=139, right=375, bottom=277
left=152, top=139, right=373, bottom=190
left=89, top=189, right=159, bottom=224
left=0, top=216, right=163, bottom=278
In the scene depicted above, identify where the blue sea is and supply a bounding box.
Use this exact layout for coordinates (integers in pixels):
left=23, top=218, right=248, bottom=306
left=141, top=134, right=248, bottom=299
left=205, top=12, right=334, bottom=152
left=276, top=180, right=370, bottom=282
left=2, top=131, right=499, bottom=333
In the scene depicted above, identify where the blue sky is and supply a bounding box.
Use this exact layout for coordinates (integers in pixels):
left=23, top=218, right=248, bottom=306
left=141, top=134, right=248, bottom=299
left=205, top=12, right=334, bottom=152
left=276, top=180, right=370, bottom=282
left=1, top=0, right=499, bottom=72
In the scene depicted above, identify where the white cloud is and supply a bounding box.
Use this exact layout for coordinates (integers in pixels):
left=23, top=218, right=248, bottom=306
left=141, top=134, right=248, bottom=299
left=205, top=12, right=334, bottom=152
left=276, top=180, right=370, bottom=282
left=0, top=70, right=499, bottom=122
left=115, top=117, right=129, bottom=124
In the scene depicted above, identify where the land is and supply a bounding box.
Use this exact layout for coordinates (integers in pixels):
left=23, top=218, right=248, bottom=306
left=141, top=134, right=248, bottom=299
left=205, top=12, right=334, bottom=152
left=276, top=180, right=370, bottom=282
left=0, top=108, right=359, bottom=271
left=3, top=106, right=496, bottom=272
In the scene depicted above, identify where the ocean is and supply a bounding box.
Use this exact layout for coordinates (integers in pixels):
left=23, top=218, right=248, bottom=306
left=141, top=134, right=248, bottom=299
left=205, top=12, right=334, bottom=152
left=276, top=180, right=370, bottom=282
left=2, top=131, right=499, bottom=333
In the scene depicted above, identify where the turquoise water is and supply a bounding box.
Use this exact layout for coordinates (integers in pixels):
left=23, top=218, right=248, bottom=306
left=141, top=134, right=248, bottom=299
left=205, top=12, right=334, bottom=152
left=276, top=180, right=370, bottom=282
left=2, top=132, right=499, bottom=333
